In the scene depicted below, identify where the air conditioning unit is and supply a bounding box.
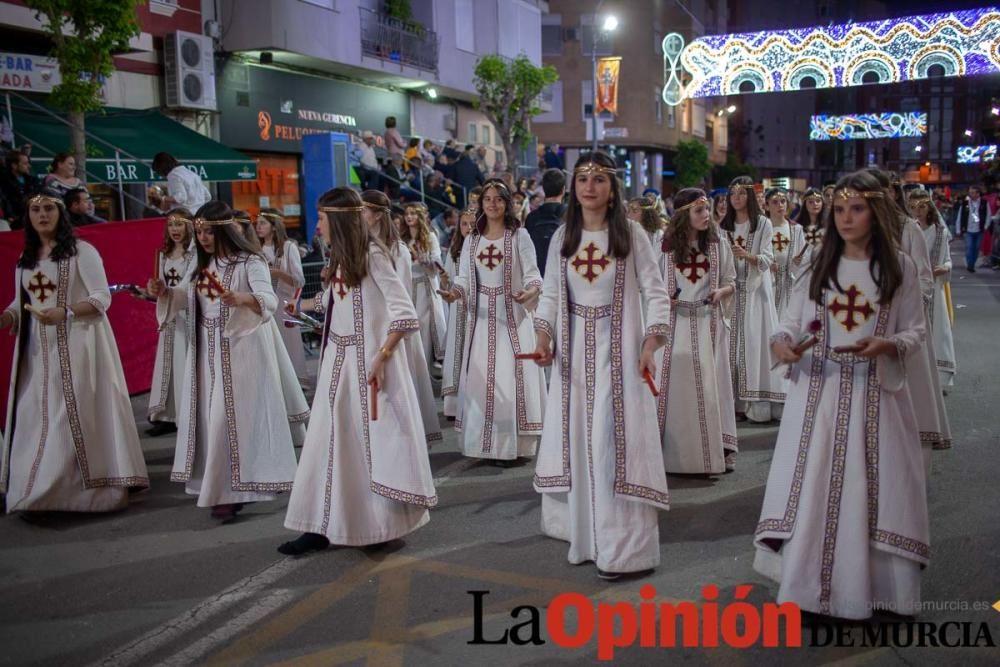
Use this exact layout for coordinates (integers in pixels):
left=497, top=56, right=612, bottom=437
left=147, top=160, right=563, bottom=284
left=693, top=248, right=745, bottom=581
left=164, top=30, right=217, bottom=111
left=443, top=110, right=457, bottom=132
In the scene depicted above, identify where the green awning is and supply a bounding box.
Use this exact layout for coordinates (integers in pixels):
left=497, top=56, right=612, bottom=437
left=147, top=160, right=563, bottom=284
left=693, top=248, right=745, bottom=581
left=11, top=104, right=257, bottom=183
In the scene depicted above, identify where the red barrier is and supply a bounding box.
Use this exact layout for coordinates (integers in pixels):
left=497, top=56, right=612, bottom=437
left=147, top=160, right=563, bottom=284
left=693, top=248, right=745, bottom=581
left=1, top=218, right=166, bottom=418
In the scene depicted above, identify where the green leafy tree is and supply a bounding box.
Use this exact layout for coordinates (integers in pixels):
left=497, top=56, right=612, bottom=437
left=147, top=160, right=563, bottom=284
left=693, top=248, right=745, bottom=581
left=675, top=139, right=711, bottom=188
left=24, top=0, right=143, bottom=178
left=473, top=54, right=558, bottom=175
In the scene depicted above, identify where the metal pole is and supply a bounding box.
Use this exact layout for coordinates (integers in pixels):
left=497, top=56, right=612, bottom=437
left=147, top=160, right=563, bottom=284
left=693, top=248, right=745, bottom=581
left=114, top=150, right=125, bottom=220
left=5, top=92, right=12, bottom=136
left=591, top=28, right=599, bottom=154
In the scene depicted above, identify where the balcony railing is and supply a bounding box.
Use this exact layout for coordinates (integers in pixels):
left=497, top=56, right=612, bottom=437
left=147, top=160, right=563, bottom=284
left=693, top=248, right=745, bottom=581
left=359, top=7, right=439, bottom=73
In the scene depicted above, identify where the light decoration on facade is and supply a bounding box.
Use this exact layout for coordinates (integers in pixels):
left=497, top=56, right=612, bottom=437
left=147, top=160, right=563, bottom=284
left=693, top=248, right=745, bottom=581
left=809, top=112, right=927, bottom=141
left=956, top=145, right=998, bottom=163
left=662, top=7, right=1000, bottom=105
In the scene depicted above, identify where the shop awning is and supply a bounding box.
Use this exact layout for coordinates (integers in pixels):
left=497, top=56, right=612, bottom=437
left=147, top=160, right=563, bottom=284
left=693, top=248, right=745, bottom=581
left=11, top=104, right=257, bottom=183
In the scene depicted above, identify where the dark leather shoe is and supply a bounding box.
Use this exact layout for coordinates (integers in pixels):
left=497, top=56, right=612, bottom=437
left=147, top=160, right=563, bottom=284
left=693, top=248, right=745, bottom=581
left=145, top=421, right=178, bottom=437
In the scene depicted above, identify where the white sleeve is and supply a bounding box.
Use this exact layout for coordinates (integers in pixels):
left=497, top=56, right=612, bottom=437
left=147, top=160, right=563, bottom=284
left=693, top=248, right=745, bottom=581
left=75, top=242, right=112, bottom=315
left=632, top=223, right=670, bottom=339
left=533, top=226, right=564, bottom=341
left=284, top=241, right=305, bottom=289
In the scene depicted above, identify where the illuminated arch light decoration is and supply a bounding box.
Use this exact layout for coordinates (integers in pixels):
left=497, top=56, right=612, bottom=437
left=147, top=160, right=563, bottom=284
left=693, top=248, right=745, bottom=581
left=662, top=7, right=1000, bottom=105
left=809, top=112, right=927, bottom=141
left=956, top=145, right=998, bottom=164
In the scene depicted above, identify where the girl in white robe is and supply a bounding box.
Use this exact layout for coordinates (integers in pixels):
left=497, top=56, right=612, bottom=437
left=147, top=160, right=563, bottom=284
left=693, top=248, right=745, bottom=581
left=146, top=209, right=195, bottom=437
left=909, top=192, right=956, bottom=389
left=2, top=194, right=148, bottom=513
left=758, top=173, right=929, bottom=620
left=628, top=196, right=665, bottom=251
left=400, top=203, right=447, bottom=366
left=150, top=202, right=300, bottom=523
left=793, top=187, right=826, bottom=266
left=280, top=187, right=436, bottom=555
left=255, top=209, right=308, bottom=382
left=441, top=180, right=546, bottom=464
left=531, top=153, right=671, bottom=580
left=441, top=208, right=475, bottom=419
left=765, top=188, right=806, bottom=321
left=656, top=189, right=738, bottom=475
left=720, top=176, right=784, bottom=423
left=362, top=190, right=442, bottom=446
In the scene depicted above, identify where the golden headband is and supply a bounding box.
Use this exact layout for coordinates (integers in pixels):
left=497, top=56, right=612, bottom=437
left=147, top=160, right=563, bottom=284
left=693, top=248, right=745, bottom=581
left=675, top=196, right=709, bottom=214
left=728, top=183, right=754, bottom=193
left=834, top=189, right=885, bottom=201
left=574, top=162, right=618, bottom=176
left=362, top=201, right=390, bottom=212
left=804, top=194, right=823, bottom=202
left=258, top=211, right=283, bottom=221
left=194, top=217, right=237, bottom=228
left=482, top=181, right=509, bottom=194
left=319, top=205, right=365, bottom=213
left=167, top=214, right=193, bottom=225
left=28, top=194, right=64, bottom=208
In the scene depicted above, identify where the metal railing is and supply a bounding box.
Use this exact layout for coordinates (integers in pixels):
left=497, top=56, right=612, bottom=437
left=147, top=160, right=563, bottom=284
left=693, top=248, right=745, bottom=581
left=359, top=7, right=439, bottom=73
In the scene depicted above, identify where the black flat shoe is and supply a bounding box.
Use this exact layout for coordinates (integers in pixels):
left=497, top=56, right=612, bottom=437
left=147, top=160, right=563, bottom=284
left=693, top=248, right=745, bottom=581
left=598, top=567, right=654, bottom=581
left=278, top=532, right=330, bottom=556
left=145, top=422, right=178, bottom=437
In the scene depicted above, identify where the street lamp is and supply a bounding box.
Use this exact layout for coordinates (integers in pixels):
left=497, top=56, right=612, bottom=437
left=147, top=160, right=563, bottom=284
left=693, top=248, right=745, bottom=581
left=591, top=6, right=618, bottom=153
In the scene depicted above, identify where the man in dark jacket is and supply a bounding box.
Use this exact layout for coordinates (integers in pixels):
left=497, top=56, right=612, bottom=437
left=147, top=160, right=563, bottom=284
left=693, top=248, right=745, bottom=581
left=523, top=168, right=565, bottom=276
left=451, top=147, right=484, bottom=209
left=0, top=148, right=42, bottom=227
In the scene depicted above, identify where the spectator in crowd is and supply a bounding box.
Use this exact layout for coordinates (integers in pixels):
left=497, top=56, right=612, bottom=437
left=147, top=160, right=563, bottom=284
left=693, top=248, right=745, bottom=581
left=436, top=206, right=459, bottom=247
left=425, top=172, right=450, bottom=218
left=353, top=130, right=380, bottom=190
left=43, top=152, right=84, bottom=197
left=512, top=190, right=528, bottom=223
left=384, top=116, right=406, bottom=160
left=404, top=137, right=421, bottom=173
left=152, top=152, right=211, bottom=212
left=0, top=147, right=41, bottom=227
left=523, top=167, right=565, bottom=276
left=64, top=187, right=106, bottom=226
left=468, top=185, right=483, bottom=210
left=382, top=154, right=405, bottom=200
left=542, top=144, right=564, bottom=170
left=955, top=184, right=999, bottom=272
left=143, top=185, right=167, bottom=218
left=442, top=138, right=460, bottom=160
left=420, top=138, right=438, bottom=164
left=451, top=147, right=484, bottom=209
left=474, top=145, right=490, bottom=178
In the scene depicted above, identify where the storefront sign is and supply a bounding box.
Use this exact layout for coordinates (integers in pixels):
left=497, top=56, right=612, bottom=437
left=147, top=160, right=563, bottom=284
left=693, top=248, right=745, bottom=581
left=0, top=52, right=60, bottom=93
left=220, top=61, right=410, bottom=152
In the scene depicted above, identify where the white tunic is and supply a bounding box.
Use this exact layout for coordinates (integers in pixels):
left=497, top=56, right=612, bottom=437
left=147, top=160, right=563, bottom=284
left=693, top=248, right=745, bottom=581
left=656, top=239, right=738, bottom=474
left=899, top=220, right=952, bottom=449
left=441, top=251, right=467, bottom=418
left=921, top=223, right=956, bottom=387
left=770, top=219, right=805, bottom=320
left=283, top=247, right=436, bottom=545
left=726, top=217, right=785, bottom=408
left=408, top=235, right=448, bottom=364
left=534, top=223, right=671, bottom=573
left=160, top=254, right=300, bottom=507
left=453, top=229, right=546, bottom=461
left=148, top=249, right=194, bottom=423
left=754, top=254, right=929, bottom=620
left=391, top=241, right=442, bottom=445
left=3, top=243, right=148, bottom=512
left=262, top=240, right=307, bottom=381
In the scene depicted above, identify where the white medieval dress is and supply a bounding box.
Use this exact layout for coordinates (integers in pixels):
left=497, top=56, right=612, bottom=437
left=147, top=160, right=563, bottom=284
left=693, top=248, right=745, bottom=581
left=754, top=254, right=929, bottom=620
left=921, top=223, right=956, bottom=388
left=899, top=220, right=951, bottom=452
left=2, top=242, right=149, bottom=512
left=726, top=217, right=784, bottom=421
left=534, top=222, right=671, bottom=573
left=262, top=240, right=307, bottom=382
left=656, top=238, right=739, bottom=474
left=408, top=235, right=447, bottom=364
left=160, top=253, right=301, bottom=507
left=441, top=250, right=468, bottom=418
left=392, top=240, right=442, bottom=445
left=148, top=248, right=195, bottom=424
left=799, top=224, right=825, bottom=265
left=770, top=219, right=805, bottom=321
left=453, top=228, right=546, bottom=461
left=283, top=246, right=437, bottom=545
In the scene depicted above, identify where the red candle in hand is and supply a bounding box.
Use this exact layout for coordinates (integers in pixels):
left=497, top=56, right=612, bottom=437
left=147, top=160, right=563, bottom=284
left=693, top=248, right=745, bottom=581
left=642, top=368, right=659, bottom=397
left=369, top=378, right=379, bottom=421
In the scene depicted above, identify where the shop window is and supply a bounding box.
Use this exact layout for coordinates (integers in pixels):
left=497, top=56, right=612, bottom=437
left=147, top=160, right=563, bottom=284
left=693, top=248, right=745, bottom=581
left=233, top=153, right=303, bottom=233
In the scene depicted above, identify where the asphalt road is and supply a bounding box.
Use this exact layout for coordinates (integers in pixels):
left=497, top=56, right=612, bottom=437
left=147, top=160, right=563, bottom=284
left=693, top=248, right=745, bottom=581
left=1, top=243, right=998, bottom=666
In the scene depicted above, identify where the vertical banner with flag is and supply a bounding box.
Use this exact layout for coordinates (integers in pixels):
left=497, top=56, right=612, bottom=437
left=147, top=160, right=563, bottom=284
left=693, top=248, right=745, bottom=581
left=595, top=57, right=622, bottom=115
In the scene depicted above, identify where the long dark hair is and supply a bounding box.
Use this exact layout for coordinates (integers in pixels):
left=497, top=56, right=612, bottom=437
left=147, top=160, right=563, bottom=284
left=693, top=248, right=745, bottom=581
left=450, top=207, right=476, bottom=262
left=475, top=179, right=520, bottom=235
left=907, top=190, right=942, bottom=228
left=664, top=188, right=716, bottom=265
left=361, top=190, right=400, bottom=260
left=18, top=197, right=77, bottom=268
left=161, top=207, right=194, bottom=254
left=795, top=187, right=825, bottom=229
left=720, top=175, right=763, bottom=234
left=191, top=201, right=263, bottom=279
left=319, top=187, right=384, bottom=288
left=863, top=166, right=905, bottom=242
left=257, top=207, right=289, bottom=260
left=561, top=151, right=631, bottom=259
left=808, top=171, right=903, bottom=305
